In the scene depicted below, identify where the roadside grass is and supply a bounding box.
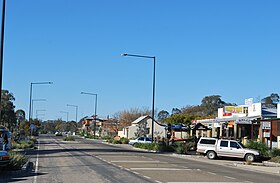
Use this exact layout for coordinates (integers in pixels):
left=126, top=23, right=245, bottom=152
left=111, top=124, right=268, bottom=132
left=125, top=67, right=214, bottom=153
left=12, top=140, right=35, bottom=149
left=2, top=151, right=28, bottom=171
left=63, top=136, right=75, bottom=141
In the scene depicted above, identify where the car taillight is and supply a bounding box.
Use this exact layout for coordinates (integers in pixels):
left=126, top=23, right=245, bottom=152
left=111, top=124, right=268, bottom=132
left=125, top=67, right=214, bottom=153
left=2, top=156, right=10, bottom=160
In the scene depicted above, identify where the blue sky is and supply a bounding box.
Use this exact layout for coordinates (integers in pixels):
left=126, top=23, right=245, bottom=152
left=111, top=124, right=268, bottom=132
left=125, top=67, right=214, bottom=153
left=2, top=0, right=280, bottom=121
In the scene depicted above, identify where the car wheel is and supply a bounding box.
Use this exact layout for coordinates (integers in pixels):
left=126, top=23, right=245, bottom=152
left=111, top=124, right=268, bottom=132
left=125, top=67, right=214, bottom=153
left=206, top=151, right=217, bottom=160
left=245, top=154, right=255, bottom=162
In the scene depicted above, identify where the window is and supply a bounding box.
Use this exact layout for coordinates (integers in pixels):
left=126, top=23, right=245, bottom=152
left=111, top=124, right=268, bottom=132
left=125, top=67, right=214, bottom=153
left=199, top=139, right=216, bottom=145
left=220, top=140, right=228, bottom=147
left=138, top=137, right=144, bottom=141
left=230, top=141, right=240, bottom=148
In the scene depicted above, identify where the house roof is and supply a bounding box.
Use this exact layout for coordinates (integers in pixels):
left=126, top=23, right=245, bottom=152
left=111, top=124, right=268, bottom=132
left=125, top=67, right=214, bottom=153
left=131, top=115, right=150, bottom=124
left=131, top=115, right=167, bottom=127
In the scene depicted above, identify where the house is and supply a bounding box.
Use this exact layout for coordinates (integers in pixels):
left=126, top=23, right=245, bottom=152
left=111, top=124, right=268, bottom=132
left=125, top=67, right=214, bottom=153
left=118, top=115, right=167, bottom=139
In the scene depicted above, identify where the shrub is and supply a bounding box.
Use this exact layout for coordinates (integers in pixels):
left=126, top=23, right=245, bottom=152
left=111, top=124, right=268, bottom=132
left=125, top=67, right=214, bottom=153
left=63, top=136, right=75, bottom=141
left=5, top=152, right=28, bottom=170
left=12, top=140, right=35, bottom=149
left=134, top=143, right=157, bottom=151
left=270, top=148, right=280, bottom=157
left=172, top=141, right=196, bottom=154
left=155, top=142, right=174, bottom=152
left=245, top=140, right=269, bottom=157
left=120, top=137, right=129, bottom=144
left=112, top=140, right=122, bottom=144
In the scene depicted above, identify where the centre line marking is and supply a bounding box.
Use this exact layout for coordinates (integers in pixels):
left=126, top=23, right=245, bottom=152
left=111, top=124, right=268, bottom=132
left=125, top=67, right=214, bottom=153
left=130, top=168, right=191, bottom=171
left=111, top=160, right=164, bottom=163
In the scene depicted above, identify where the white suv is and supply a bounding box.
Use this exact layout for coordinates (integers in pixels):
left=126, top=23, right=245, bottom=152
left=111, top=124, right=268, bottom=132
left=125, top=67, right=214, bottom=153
left=197, top=137, right=260, bottom=162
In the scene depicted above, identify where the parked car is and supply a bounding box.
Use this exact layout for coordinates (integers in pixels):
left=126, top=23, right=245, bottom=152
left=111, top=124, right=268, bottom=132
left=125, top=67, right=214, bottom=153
left=196, top=137, right=260, bottom=162
left=128, top=136, right=152, bottom=145
left=0, top=150, right=10, bottom=167
left=0, top=128, right=12, bottom=150
left=55, top=132, right=63, bottom=136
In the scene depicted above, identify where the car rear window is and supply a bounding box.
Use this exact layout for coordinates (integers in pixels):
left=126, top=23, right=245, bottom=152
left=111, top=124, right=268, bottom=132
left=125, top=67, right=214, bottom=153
left=199, top=139, right=216, bottom=145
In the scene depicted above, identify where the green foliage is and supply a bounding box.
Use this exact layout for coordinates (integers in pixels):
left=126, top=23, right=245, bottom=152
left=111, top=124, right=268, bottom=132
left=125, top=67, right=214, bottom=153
left=0, top=90, right=17, bottom=130
left=120, top=137, right=129, bottom=144
left=110, top=137, right=129, bottom=144
left=270, top=156, right=280, bottom=163
left=270, top=148, right=280, bottom=157
left=245, top=140, right=269, bottom=157
left=112, top=139, right=122, bottom=144
left=171, top=141, right=196, bottom=154
left=134, top=143, right=157, bottom=151
left=155, top=142, right=174, bottom=152
left=162, top=113, right=194, bottom=126
left=6, top=151, right=28, bottom=170
left=12, top=140, right=35, bottom=149
left=63, top=136, right=75, bottom=141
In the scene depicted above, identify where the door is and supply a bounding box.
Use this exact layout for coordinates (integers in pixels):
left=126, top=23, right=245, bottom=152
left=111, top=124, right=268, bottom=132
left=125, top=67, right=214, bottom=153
left=229, top=141, right=244, bottom=158
left=217, top=140, right=230, bottom=157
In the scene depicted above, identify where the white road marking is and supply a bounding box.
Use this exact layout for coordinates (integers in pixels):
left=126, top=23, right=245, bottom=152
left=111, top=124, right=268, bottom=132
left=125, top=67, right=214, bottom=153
left=130, top=168, right=191, bottom=171
left=34, top=140, right=40, bottom=183
left=155, top=181, right=163, bottom=183
left=224, top=176, right=236, bottom=180
left=111, top=160, right=164, bottom=163
left=207, top=171, right=216, bottom=175
left=143, top=175, right=151, bottom=179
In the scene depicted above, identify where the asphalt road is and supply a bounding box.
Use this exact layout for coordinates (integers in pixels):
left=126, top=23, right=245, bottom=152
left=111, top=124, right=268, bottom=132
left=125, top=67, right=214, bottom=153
left=1, top=135, right=279, bottom=183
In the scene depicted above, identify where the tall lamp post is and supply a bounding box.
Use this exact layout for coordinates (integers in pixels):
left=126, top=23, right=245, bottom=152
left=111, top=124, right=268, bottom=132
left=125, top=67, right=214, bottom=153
left=29, top=82, right=53, bottom=123
left=81, top=92, right=98, bottom=138
left=121, top=53, right=156, bottom=142
left=60, top=111, right=69, bottom=122
left=36, top=109, right=46, bottom=119
left=0, top=0, right=6, bottom=121
left=67, top=104, right=78, bottom=122
left=32, top=99, right=46, bottom=119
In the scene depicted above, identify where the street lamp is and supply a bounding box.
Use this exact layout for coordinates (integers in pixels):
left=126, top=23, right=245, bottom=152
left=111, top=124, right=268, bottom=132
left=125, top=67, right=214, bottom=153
left=60, top=111, right=69, bottom=122
left=121, top=53, right=156, bottom=142
left=67, top=104, right=78, bottom=122
left=32, top=99, right=46, bottom=119
left=0, top=0, right=6, bottom=121
left=81, top=92, right=98, bottom=138
left=29, top=82, right=53, bottom=123
left=36, top=109, right=46, bottom=119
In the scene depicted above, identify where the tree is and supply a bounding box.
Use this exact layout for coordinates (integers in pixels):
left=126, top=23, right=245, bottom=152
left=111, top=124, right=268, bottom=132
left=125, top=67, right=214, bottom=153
left=113, top=107, right=151, bottom=130
left=200, top=95, right=235, bottom=116
left=163, top=113, right=194, bottom=126
left=16, top=109, right=26, bottom=125
left=262, top=93, right=279, bottom=108
left=172, top=108, right=181, bottom=115
left=0, top=90, right=17, bottom=130
left=157, top=110, right=169, bottom=122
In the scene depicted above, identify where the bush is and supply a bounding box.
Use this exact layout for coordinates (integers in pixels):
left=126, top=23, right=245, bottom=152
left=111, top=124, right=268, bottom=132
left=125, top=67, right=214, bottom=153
left=270, top=148, right=280, bottom=157
left=172, top=141, right=196, bottom=154
left=12, top=140, right=35, bottom=149
left=5, top=152, right=28, bottom=170
left=112, top=139, right=122, bottom=144
left=245, top=140, right=269, bottom=157
left=120, top=137, right=129, bottom=144
left=155, top=142, right=174, bottom=152
left=63, top=136, right=75, bottom=141
left=134, top=143, right=157, bottom=151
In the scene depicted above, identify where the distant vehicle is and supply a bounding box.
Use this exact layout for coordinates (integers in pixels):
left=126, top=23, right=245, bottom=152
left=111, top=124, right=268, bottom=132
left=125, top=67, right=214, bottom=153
left=0, top=151, right=10, bottom=167
left=128, top=136, right=152, bottom=146
left=196, top=137, right=260, bottom=162
left=55, top=132, right=62, bottom=136
left=0, top=129, right=12, bottom=150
